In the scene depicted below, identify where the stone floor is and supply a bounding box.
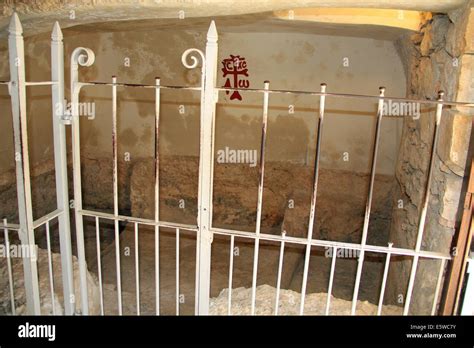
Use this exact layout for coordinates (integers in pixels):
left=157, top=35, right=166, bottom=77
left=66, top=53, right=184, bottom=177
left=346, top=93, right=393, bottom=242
left=88, top=223, right=401, bottom=315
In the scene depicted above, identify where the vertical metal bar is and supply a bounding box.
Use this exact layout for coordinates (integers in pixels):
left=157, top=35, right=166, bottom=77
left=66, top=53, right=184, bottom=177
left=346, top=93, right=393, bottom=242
left=251, top=80, right=270, bottom=315
left=325, top=246, right=337, bottom=315
left=112, top=75, right=122, bottom=315
left=377, top=243, right=393, bottom=316
left=450, top=163, right=474, bottom=314
left=51, top=21, right=74, bottom=315
left=45, top=222, right=56, bottom=315
left=195, top=21, right=218, bottom=314
left=250, top=239, right=260, bottom=315
left=255, top=80, right=270, bottom=235
left=70, top=46, right=94, bottom=315
left=300, top=83, right=327, bottom=315
left=3, top=219, right=16, bottom=315
left=351, top=87, right=385, bottom=315
left=95, top=217, right=104, bottom=315
left=404, top=91, right=444, bottom=315
left=461, top=258, right=474, bottom=315
left=176, top=228, right=180, bottom=316
left=8, top=12, right=41, bottom=315
left=194, top=231, right=199, bottom=316
left=431, top=258, right=446, bottom=315
left=135, top=222, right=140, bottom=315
left=227, top=235, right=235, bottom=315
left=274, top=231, right=286, bottom=315
left=154, top=77, right=161, bottom=315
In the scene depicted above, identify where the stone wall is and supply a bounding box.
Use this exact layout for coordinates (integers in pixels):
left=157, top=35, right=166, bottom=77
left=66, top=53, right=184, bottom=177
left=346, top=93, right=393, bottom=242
left=0, top=156, right=133, bottom=225
left=130, top=156, right=395, bottom=245
left=388, top=4, right=473, bottom=314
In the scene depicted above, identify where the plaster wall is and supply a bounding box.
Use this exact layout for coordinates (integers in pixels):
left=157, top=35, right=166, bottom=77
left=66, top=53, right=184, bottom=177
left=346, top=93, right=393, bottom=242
left=0, top=25, right=406, bottom=177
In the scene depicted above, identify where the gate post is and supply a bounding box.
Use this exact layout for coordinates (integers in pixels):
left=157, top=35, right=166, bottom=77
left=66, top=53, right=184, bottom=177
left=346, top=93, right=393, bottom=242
left=70, top=47, right=95, bottom=315
left=197, top=21, right=218, bottom=314
left=51, top=22, right=75, bottom=315
left=8, top=13, right=41, bottom=315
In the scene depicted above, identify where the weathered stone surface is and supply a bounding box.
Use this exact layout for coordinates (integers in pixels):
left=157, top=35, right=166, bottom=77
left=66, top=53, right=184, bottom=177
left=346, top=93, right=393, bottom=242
left=438, top=110, right=472, bottom=176
left=456, top=54, right=474, bottom=103
left=463, top=9, right=474, bottom=53
left=80, top=156, right=133, bottom=215
left=281, top=174, right=394, bottom=245
left=390, top=4, right=473, bottom=314
left=130, top=156, right=395, bottom=243
left=0, top=1, right=466, bottom=42
left=0, top=248, right=100, bottom=315
left=0, top=162, right=57, bottom=224
left=209, top=284, right=402, bottom=315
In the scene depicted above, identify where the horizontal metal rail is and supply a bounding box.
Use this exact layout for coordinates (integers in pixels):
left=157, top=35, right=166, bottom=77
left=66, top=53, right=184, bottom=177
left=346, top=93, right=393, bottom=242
left=81, top=209, right=451, bottom=263
left=0, top=222, right=20, bottom=231
left=215, top=87, right=474, bottom=108
left=48, top=79, right=474, bottom=108
left=25, top=81, right=57, bottom=86
left=32, top=209, right=62, bottom=229
left=78, top=81, right=201, bottom=91
left=0, top=80, right=57, bottom=86
left=210, top=226, right=452, bottom=261
left=79, top=209, right=198, bottom=231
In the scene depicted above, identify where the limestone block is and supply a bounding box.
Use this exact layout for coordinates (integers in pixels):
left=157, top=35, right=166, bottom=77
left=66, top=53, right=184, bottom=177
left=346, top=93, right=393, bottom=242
left=0, top=248, right=100, bottom=315
left=209, top=284, right=402, bottom=315
left=464, top=9, right=474, bottom=53
left=457, top=54, right=474, bottom=103
left=439, top=173, right=463, bottom=224
left=438, top=109, right=472, bottom=175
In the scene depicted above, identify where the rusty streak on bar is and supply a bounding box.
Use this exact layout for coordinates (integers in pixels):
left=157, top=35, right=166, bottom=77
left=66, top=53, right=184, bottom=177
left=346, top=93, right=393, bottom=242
left=251, top=81, right=270, bottom=315
left=300, top=83, right=327, bottom=315
left=351, top=87, right=385, bottom=315
left=111, top=75, right=122, bottom=315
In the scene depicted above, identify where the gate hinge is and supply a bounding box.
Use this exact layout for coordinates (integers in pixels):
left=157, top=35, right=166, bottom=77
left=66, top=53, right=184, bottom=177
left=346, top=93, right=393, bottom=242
left=209, top=231, right=214, bottom=244
left=59, top=111, right=72, bottom=125
left=204, top=230, right=214, bottom=244
left=199, top=225, right=214, bottom=244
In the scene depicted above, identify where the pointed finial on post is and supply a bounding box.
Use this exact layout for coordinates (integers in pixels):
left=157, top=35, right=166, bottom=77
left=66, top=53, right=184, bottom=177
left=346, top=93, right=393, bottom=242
left=435, top=90, right=445, bottom=125
left=207, top=20, right=218, bottom=43
left=9, top=12, right=23, bottom=36
left=437, top=90, right=445, bottom=101
left=320, top=83, right=327, bottom=93
left=52, top=21, right=63, bottom=41
left=379, top=86, right=386, bottom=97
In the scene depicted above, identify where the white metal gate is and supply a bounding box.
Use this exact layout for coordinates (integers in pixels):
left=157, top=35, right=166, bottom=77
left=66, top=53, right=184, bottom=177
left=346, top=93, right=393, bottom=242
left=1, top=13, right=473, bottom=316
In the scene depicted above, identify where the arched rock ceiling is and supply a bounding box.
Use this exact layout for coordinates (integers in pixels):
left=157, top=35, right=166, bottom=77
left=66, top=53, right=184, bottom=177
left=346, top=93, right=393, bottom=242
left=0, top=0, right=469, bottom=39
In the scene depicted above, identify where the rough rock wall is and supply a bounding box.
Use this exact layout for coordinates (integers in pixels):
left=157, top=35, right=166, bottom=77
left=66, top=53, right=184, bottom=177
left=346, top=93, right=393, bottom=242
left=0, top=248, right=100, bottom=315
left=130, top=156, right=395, bottom=245
left=0, top=0, right=466, bottom=41
left=0, top=156, right=134, bottom=224
left=389, top=5, right=473, bottom=314
left=0, top=160, right=55, bottom=224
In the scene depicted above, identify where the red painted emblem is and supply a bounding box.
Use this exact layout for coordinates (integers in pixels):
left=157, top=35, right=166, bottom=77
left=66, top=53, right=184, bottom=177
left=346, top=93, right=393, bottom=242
left=222, top=55, right=250, bottom=101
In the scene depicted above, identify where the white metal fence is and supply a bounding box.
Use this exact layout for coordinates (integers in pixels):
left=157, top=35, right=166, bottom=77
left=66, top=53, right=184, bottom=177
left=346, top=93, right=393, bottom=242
left=1, top=13, right=473, bottom=316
